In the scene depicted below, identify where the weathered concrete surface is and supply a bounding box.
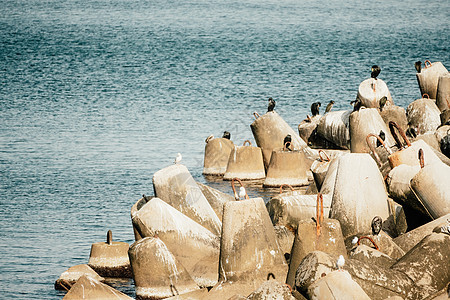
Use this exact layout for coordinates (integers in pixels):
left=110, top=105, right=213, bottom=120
left=266, top=193, right=332, bottom=230
left=131, top=195, right=154, bottom=241
left=219, top=198, right=288, bottom=283
left=393, top=213, right=450, bottom=252
left=246, top=279, right=295, bottom=300
left=349, top=244, right=397, bottom=268
left=436, top=72, right=450, bottom=112
left=410, top=162, right=450, bottom=219
left=406, top=97, right=441, bottom=135
left=250, top=111, right=318, bottom=168
left=153, top=164, right=221, bottom=235
left=298, top=115, right=321, bottom=146
left=317, top=156, right=340, bottom=195
left=330, top=153, right=390, bottom=238
left=387, top=139, right=442, bottom=169
left=286, top=219, right=347, bottom=287
left=391, top=233, right=450, bottom=298
left=88, top=240, right=131, bottom=278
left=223, top=145, right=266, bottom=180
left=316, top=110, right=351, bottom=149
left=274, top=225, right=295, bottom=263
left=203, top=137, right=234, bottom=175
left=295, top=251, right=421, bottom=300
left=307, top=270, right=371, bottom=300
left=387, top=164, right=422, bottom=207
left=263, top=149, right=309, bottom=187
left=132, top=197, right=220, bottom=287
left=416, top=61, right=448, bottom=100
left=357, top=78, right=394, bottom=108
left=55, top=264, right=104, bottom=291
left=349, top=108, right=396, bottom=153
left=164, top=288, right=209, bottom=299
left=197, top=182, right=235, bottom=221
left=380, top=105, right=408, bottom=133
left=128, top=237, right=200, bottom=300
left=62, top=275, right=132, bottom=299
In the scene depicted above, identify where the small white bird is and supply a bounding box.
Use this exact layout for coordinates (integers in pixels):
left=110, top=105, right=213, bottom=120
left=174, top=153, right=182, bottom=164
left=336, top=255, right=345, bottom=271
left=352, top=236, right=359, bottom=245
left=239, top=187, right=247, bottom=200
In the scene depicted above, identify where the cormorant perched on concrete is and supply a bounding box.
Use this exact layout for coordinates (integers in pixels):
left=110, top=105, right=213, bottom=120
left=311, top=102, right=321, bottom=116
left=325, top=100, right=335, bottom=113
left=415, top=61, right=422, bottom=73
left=377, top=130, right=385, bottom=147
left=406, top=127, right=417, bottom=139
left=222, top=131, right=231, bottom=140
left=350, top=98, right=362, bottom=111
left=371, top=65, right=381, bottom=79
left=371, top=216, right=382, bottom=236
left=267, top=97, right=276, bottom=112
left=379, top=96, right=387, bottom=111
left=283, top=134, right=292, bottom=150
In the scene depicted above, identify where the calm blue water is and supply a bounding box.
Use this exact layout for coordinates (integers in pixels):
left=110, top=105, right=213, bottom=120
left=1, top=0, right=449, bottom=298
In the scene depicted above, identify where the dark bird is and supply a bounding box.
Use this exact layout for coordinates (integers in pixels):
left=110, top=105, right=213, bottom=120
left=406, top=127, right=417, bottom=139
left=371, top=216, right=383, bottom=236
left=267, top=97, right=276, bottom=112
left=377, top=130, right=385, bottom=147
left=350, top=98, right=362, bottom=112
left=222, top=131, right=231, bottom=140
left=325, top=100, right=335, bottom=113
left=311, top=101, right=321, bottom=116
left=283, top=134, right=292, bottom=150
left=415, top=61, right=422, bottom=73
left=371, top=65, right=381, bottom=80
left=379, top=96, right=387, bottom=111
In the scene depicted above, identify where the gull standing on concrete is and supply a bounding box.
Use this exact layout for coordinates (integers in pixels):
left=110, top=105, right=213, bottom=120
left=336, top=255, right=345, bottom=271
left=239, top=186, right=247, bottom=200
left=174, top=153, right=182, bottom=164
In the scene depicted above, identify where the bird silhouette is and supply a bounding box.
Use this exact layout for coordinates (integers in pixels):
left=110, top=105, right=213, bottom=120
left=379, top=96, right=387, bottom=111
left=283, top=134, right=292, bottom=150
left=377, top=130, right=385, bottom=147
left=311, top=102, right=321, bottom=116
left=351, top=98, right=362, bottom=111
left=415, top=61, right=422, bottom=73
left=174, top=153, right=182, bottom=164
left=222, top=131, right=231, bottom=140
left=371, top=216, right=383, bottom=235
left=325, top=100, right=335, bottom=113
left=267, top=97, right=276, bottom=112
left=371, top=65, right=381, bottom=79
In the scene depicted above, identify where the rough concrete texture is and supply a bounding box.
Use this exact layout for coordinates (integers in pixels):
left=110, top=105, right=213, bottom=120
left=410, top=162, right=450, bottom=219
left=223, top=145, right=266, bottom=180
left=88, top=241, right=131, bottom=278
left=436, top=72, right=450, bottom=112
left=357, top=231, right=406, bottom=260
left=357, top=78, right=394, bottom=108
left=266, top=193, right=332, bottom=230
left=387, top=164, right=422, bottom=206
left=164, top=288, right=209, bottom=299
left=274, top=225, right=295, bottom=263
left=203, top=137, right=234, bottom=175
left=132, top=197, right=219, bottom=287
left=414, top=132, right=440, bottom=150
left=436, top=125, right=450, bottom=141
left=55, top=264, right=104, bottom=290
left=311, top=150, right=348, bottom=191
left=128, top=237, right=200, bottom=300
left=286, top=219, right=347, bottom=287
left=406, top=98, right=441, bottom=135
left=330, top=153, right=390, bottom=238
left=307, top=270, right=371, bottom=300
left=298, top=115, right=321, bottom=145
left=246, top=279, right=295, bottom=300
left=62, top=275, right=133, bottom=300
left=391, top=233, right=450, bottom=298
left=380, top=105, right=408, bottom=133
left=349, top=108, right=396, bottom=153
left=153, top=164, right=222, bottom=235
left=317, top=157, right=340, bottom=195
left=394, top=213, right=450, bottom=252
left=219, top=198, right=288, bottom=283
left=385, top=198, right=408, bottom=238
left=416, top=61, right=448, bottom=100
left=250, top=111, right=318, bottom=168
left=197, top=182, right=235, bottom=221
left=387, top=139, right=442, bottom=169
left=295, top=251, right=421, bottom=300
left=263, top=150, right=309, bottom=187
left=349, top=244, right=397, bottom=268
left=316, top=110, right=351, bottom=149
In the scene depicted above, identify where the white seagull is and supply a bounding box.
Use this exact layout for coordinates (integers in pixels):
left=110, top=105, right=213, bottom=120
left=239, top=186, right=247, bottom=200
left=336, top=255, right=345, bottom=271
left=352, top=236, right=359, bottom=245
left=174, top=153, right=182, bottom=164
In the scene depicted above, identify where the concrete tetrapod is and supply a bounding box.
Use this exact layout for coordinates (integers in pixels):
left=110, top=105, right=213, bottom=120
left=250, top=111, right=318, bottom=168
left=416, top=60, right=448, bottom=100
left=62, top=275, right=132, bottom=300
left=203, top=137, right=234, bottom=175
left=406, top=96, right=441, bottom=135
left=223, top=141, right=266, bottom=181
left=246, top=278, right=295, bottom=300
left=379, top=104, right=408, bottom=133
left=436, top=72, right=450, bottom=112
left=263, top=149, right=309, bottom=187
left=131, top=197, right=220, bottom=287
left=196, top=182, right=235, bottom=221
left=55, top=264, right=104, bottom=291
left=153, top=164, right=221, bottom=235
left=88, top=230, right=132, bottom=278
left=128, top=237, right=200, bottom=300
left=294, top=251, right=420, bottom=299
left=356, top=77, right=394, bottom=108
left=330, top=153, right=390, bottom=238
left=316, top=110, right=351, bottom=150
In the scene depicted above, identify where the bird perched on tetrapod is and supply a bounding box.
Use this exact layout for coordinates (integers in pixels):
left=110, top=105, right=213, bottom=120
left=377, top=130, right=385, bottom=147
left=415, top=61, right=422, bottom=73
left=311, top=101, right=321, bottom=116
left=174, top=153, right=182, bottom=164
left=325, top=100, right=335, bottom=113
left=283, top=134, right=292, bottom=151
left=379, top=96, right=387, bottom=112
left=222, top=131, right=231, bottom=140
left=267, top=97, right=276, bottom=112
left=371, top=65, right=381, bottom=80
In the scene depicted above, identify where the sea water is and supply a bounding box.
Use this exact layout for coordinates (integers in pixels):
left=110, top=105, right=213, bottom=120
left=0, top=0, right=449, bottom=298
